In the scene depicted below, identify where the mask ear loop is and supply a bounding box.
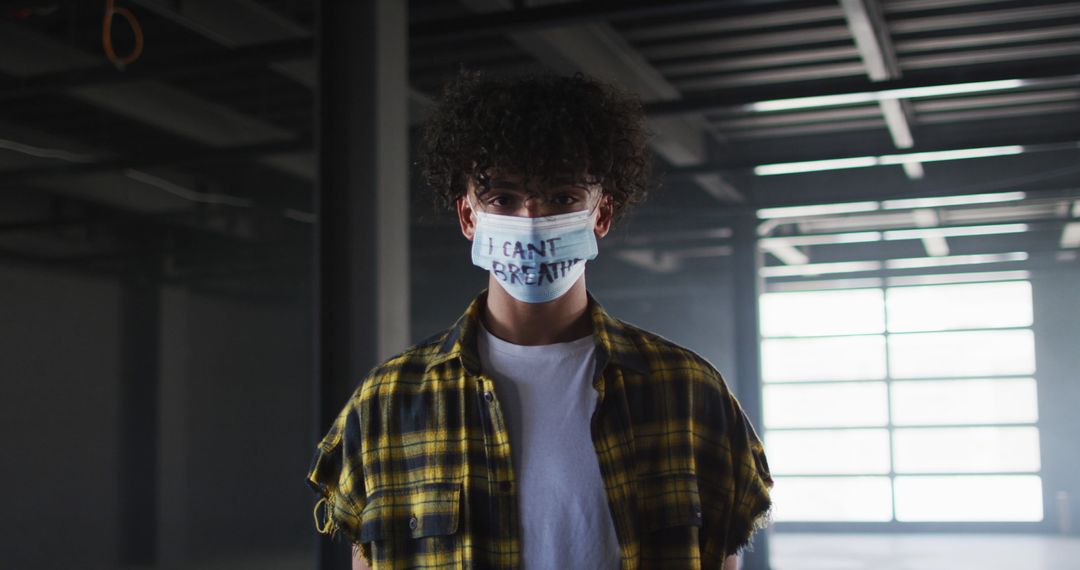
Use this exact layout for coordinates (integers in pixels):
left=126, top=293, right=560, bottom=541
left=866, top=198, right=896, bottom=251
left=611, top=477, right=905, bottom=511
left=467, top=194, right=483, bottom=221
left=583, top=184, right=608, bottom=219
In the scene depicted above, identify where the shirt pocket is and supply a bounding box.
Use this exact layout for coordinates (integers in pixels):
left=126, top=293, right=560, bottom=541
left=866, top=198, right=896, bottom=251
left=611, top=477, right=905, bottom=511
left=359, top=481, right=463, bottom=568
left=638, top=473, right=704, bottom=568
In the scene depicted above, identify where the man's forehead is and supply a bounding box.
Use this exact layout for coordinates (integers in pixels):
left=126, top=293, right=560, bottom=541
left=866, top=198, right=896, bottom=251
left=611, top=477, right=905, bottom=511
left=471, top=170, right=596, bottom=191
left=488, top=177, right=579, bottom=189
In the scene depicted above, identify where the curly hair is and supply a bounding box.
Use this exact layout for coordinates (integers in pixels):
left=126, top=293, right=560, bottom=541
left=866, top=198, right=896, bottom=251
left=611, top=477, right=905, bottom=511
left=419, top=71, right=653, bottom=224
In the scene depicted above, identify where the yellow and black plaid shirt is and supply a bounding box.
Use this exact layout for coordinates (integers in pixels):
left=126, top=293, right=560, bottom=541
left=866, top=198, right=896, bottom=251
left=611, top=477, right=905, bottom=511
left=308, top=291, right=772, bottom=569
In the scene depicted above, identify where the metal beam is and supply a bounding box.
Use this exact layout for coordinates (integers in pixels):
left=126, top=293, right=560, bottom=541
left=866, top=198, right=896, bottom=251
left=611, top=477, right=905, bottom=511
left=0, top=123, right=311, bottom=246
left=2, top=138, right=311, bottom=182
left=840, top=0, right=924, bottom=179
left=128, top=0, right=435, bottom=124
left=630, top=178, right=1080, bottom=219
left=0, top=20, right=314, bottom=180
left=130, top=0, right=316, bottom=86
left=411, top=0, right=799, bottom=42
left=644, top=70, right=1080, bottom=117
left=0, top=39, right=312, bottom=101
left=667, top=138, right=1080, bottom=176
left=762, top=252, right=1071, bottom=289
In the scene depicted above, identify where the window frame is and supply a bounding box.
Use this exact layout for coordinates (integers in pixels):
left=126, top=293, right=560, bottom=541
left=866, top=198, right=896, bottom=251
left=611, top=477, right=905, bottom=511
left=760, top=278, right=1045, bottom=532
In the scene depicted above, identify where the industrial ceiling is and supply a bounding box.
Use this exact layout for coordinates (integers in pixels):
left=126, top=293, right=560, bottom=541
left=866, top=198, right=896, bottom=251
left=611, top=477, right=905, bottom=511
left=1, top=0, right=1077, bottom=295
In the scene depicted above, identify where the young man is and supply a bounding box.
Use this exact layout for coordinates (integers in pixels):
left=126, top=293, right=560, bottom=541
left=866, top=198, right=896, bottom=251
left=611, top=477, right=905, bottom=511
left=308, top=73, right=772, bottom=570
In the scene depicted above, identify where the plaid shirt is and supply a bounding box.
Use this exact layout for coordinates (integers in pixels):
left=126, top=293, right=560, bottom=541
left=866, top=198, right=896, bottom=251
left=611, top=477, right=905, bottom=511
left=308, top=291, right=772, bottom=569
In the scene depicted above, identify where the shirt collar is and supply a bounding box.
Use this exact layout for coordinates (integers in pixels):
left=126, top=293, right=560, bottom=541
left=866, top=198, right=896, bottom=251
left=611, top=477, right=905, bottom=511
left=429, top=289, right=649, bottom=376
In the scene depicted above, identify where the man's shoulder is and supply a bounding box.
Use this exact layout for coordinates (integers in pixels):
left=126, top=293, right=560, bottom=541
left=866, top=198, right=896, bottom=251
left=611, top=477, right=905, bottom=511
left=605, top=314, right=727, bottom=388
left=358, top=328, right=455, bottom=392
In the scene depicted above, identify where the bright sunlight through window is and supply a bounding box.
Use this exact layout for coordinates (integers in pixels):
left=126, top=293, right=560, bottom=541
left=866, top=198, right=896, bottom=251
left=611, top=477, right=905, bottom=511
left=761, top=279, right=1043, bottom=523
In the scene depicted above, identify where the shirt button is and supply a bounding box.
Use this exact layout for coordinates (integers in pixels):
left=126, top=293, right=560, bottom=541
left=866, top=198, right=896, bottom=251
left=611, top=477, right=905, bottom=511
left=695, top=510, right=703, bottom=520
left=483, top=391, right=494, bottom=403
left=408, top=515, right=418, bottom=530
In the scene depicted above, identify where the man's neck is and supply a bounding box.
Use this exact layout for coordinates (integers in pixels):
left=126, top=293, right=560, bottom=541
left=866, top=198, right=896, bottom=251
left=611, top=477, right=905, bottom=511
left=482, top=275, right=593, bottom=346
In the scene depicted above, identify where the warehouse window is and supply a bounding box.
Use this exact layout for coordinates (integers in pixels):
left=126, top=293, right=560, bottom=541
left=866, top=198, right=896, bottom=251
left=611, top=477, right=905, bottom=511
left=761, top=279, right=1043, bottom=523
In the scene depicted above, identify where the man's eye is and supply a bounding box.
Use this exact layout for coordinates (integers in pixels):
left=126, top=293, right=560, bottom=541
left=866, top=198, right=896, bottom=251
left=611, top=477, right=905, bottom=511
left=553, top=194, right=578, bottom=206
left=488, top=195, right=513, bottom=207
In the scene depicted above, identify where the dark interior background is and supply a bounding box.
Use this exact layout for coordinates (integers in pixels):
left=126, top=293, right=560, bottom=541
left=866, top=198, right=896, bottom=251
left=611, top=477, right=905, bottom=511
left=1, top=1, right=1078, bottom=569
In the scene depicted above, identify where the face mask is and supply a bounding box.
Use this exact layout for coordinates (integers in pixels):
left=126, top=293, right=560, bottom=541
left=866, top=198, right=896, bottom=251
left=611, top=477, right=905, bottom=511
left=470, top=208, right=599, bottom=303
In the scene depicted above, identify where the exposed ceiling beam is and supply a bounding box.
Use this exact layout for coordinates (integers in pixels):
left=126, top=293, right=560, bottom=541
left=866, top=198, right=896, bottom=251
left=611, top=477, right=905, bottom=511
left=639, top=24, right=853, bottom=60
left=840, top=0, right=898, bottom=81
left=3, top=138, right=311, bottom=182
left=127, top=0, right=433, bottom=123
left=762, top=242, right=810, bottom=265
left=889, top=4, right=1080, bottom=34
left=0, top=20, right=315, bottom=180
left=130, top=0, right=316, bottom=88
left=458, top=0, right=744, bottom=202
left=622, top=4, right=845, bottom=42
left=1061, top=200, right=1080, bottom=249
left=894, top=24, right=1080, bottom=54
left=668, top=139, right=1080, bottom=176
left=0, top=121, right=311, bottom=234
left=410, top=0, right=799, bottom=42
left=132, top=0, right=307, bottom=44
left=911, top=208, right=949, bottom=256
left=1061, top=222, right=1080, bottom=248
left=587, top=184, right=1078, bottom=221
left=760, top=251, right=1045, bottom=278
left=645, top=70, right=1080, bottom=117
left=840, top=0, right=924, bottom=180
left=0, top=126, right=313, bottom=231
left=0, top=38, right=311, bottom=101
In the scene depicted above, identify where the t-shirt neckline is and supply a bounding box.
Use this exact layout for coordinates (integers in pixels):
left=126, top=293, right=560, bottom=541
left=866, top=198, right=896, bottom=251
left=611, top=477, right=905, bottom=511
left=478, top=321, right=595, bottom=358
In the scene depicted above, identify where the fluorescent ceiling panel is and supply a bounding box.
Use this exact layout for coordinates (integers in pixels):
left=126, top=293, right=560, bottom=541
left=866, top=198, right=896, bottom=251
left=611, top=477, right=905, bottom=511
left=757, top=202, right=880, bottom=219
left=882, top=191, right=1027, bottom=209
left=750, top=79, right=1027, bottom=112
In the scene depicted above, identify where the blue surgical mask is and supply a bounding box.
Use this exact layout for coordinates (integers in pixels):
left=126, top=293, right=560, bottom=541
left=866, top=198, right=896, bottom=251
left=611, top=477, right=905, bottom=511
left=471, top=208, right=599, bottom=303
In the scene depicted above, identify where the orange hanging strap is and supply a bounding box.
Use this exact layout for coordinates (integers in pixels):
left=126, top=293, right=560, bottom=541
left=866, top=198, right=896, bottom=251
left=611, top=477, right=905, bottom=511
left=102, top=0, right=143, bottom=68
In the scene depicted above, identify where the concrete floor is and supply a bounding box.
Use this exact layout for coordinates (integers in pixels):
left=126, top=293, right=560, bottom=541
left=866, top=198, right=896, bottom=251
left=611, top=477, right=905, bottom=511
left=771, top=533, right=1080, bottom=570
left=111, top=534, right=1080, bottom=569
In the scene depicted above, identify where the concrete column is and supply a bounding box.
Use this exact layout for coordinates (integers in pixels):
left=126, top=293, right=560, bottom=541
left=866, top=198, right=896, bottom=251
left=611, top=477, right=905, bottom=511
left=1031, top=266, right=1080, bottom=536
left=731, top=213, right=771, bottom=570
left=157, top=286, right=191, bottom=566
left=117, top=265, right=161, bottom=566
left=314, top=1, right=409, bottom=568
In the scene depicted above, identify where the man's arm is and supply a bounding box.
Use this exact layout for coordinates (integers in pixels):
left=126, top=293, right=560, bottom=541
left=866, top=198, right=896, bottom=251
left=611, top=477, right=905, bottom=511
left=352, top=545, right=371, bottom=570
left=724, top=554, right=739, bottom=570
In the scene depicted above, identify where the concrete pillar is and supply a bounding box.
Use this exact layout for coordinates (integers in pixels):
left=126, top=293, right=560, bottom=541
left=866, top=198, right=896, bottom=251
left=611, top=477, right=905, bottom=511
left=314, top=0, right=409, bottom=568
left=731, top=213, right=771, bottom=570
left=157, top=286, right=191, bottom=566
left=118, top=265, right=161, bottom=566
left=1031, top=266, right=1080, bottom=536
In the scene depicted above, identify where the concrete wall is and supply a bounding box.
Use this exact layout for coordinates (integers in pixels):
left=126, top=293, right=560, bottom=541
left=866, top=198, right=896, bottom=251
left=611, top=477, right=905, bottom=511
left=1031, top=266, right=1080, bottom=536
left=1, top=266, right=123, bottom=569
left=0, top=265, right=316, bottom=569
left=157, top=287, right=315, bottom=567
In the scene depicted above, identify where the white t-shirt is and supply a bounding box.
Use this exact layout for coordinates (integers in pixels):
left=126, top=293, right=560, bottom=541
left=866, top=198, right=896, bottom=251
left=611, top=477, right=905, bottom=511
left=477, top=323, right=622, bottom=570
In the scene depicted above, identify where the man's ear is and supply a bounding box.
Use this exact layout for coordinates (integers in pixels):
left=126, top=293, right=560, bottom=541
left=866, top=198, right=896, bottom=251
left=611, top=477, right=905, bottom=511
left=593, top=193, right=614, bottom=239
left=457, top=194, right=477, bottom=240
